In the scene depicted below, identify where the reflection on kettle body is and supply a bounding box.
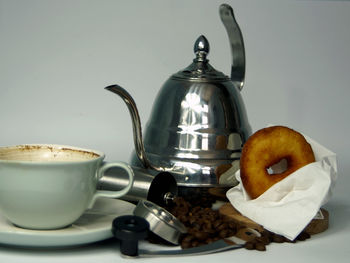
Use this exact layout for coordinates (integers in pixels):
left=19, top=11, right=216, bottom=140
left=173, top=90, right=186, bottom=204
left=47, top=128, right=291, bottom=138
left=179, top=87, right=210, bottom=153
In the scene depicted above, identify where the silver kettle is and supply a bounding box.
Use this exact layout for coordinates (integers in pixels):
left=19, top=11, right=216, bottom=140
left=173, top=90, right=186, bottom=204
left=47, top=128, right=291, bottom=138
left=105, top=4, right=251, bottom=192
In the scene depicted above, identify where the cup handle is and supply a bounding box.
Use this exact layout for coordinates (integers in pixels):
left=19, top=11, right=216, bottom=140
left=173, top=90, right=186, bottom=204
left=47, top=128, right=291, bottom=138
left=88, top=162, right=134, bottom=208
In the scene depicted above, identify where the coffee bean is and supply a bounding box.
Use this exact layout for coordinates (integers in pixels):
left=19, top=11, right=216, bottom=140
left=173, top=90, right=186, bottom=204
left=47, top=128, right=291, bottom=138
left=178, top=215, right=188, bottom=223
left=296, top=231, right=311, bottom=241
left=261, top=230, right=272, bottom=240
left=191, top=240, right=200, bottom=247
left=194, top=231, right=209, bottom=240
left=227, top=221, right=238, bottom=231
left=181, top=241, right=191, bottom=249
left=213, top=220, right=222, bottom=228
left=217, top=222, right=228, bottom=231
left=244, top=241, right=255, bottom=250
left=255, top=236, right=269, bottom=245
left=219, top=229, right=229, bottom=238
left=272, top=234, right=285, bottom=243
left=188, top=216, right=197, bottom=225
left=192, top=206, right=201, bottom=214
left=255, top=242, right=266, bottom=251
left=182, top=235, right=194, bottom=243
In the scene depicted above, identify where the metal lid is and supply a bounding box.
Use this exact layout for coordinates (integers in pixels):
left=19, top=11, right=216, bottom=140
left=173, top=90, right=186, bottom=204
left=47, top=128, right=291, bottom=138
left=171, top=35, right=230, bottom=82
left=133, top=200, right=187, bottom=245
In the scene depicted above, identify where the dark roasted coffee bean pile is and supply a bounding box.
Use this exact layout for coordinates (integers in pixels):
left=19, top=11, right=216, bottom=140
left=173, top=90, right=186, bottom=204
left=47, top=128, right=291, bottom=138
left=165, top=197, right=311, bottom=251
left=166, top=197, right=240, bottom=249
left=177, top=187, right=218, bottom=207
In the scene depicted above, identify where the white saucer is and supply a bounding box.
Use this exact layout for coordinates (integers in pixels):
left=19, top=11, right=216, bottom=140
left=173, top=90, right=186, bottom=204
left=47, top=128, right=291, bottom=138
left=0, top=198, right=135, bottom=248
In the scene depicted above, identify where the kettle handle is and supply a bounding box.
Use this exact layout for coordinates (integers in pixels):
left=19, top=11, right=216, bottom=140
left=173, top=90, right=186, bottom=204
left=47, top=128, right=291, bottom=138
left=219, top=4, right=245, bottom=91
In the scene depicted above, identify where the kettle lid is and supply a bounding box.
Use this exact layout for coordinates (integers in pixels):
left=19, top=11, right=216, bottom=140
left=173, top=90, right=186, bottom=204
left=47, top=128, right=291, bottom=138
left=171, top=35, right=230, bottom=82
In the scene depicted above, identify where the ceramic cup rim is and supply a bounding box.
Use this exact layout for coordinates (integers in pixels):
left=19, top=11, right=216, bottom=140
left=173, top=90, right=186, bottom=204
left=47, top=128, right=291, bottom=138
left=0, top=144, right=105, bottom=164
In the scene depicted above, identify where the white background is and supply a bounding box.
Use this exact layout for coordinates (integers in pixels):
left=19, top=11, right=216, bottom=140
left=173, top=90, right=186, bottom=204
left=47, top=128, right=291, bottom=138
left=0, top=0, right=349, bottom=262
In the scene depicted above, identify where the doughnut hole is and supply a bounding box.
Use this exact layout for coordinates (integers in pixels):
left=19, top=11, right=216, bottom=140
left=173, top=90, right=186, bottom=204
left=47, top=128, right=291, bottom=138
left=267, top=158, right=288, bottom=175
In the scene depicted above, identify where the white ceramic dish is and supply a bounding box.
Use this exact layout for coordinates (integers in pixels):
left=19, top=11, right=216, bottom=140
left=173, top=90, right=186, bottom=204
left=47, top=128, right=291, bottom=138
left=0, top=197, right=135, bottom=248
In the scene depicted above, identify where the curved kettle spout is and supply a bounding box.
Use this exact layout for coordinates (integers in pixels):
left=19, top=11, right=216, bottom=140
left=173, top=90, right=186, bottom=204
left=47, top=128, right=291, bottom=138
left=105, top=84, right=155, bottom=170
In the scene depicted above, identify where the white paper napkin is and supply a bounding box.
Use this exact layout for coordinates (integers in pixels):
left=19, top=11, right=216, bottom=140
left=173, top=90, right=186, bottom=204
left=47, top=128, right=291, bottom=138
left=226, top=133, right=337, bottom=240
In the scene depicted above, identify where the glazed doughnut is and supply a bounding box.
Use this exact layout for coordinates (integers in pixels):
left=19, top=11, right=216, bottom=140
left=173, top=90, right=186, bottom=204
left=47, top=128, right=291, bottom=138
left=240, top=126, right=315, bottom=199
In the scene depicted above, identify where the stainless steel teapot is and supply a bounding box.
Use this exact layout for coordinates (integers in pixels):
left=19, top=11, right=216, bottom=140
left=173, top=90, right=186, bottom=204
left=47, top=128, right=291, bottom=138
left=105, top=4, right=251, bottom=191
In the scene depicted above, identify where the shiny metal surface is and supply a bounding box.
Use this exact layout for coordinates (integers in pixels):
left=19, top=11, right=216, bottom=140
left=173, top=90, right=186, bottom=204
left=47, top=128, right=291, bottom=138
left=107, top=82, right=250, bottom=187
left=138, top=238, right=244, bottom=257
left=171, top=35, right=229, bottom=82
left=133, top=200, right=187, bottom=245
left=105, top=4, right=251, bottom=188
left=220, top=4, right=246, bottom=90
left=97, top=166, right=177, bottom=206
left=138, top=79, right=251, bottom=186
left=105, top=85, right=153, bottom=170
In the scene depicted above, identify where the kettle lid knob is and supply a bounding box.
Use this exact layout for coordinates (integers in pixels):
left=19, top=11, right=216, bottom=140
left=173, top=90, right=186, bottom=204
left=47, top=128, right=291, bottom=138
left=171, top=34, right=229, bottom=82
left=194, top=35, right=210, bottom=62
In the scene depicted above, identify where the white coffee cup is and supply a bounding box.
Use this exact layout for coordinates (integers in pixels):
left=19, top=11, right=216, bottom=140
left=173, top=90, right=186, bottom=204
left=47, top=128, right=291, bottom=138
left=0, top=144, right=134, bottom=230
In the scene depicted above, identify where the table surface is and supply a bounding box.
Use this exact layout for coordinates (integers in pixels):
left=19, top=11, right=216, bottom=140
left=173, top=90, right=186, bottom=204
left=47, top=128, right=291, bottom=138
left=1, top=0, right=350, bottom=262
left=0, top=189, right=349, bottom=263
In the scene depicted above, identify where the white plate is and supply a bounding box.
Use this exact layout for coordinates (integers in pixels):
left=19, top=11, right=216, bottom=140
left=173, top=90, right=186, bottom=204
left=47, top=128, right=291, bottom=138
left=0, top=198, right=135, bottom=248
